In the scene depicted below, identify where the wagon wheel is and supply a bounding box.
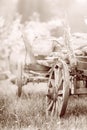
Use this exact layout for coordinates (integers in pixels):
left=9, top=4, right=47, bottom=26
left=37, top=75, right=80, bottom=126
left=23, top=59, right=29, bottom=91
left=46, top=60, right=70, bottom=117
left=17, top=63, right=23, bottom=97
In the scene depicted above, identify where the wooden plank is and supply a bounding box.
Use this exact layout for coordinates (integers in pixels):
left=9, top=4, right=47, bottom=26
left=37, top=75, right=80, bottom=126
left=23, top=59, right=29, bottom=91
left=76, top=56, right=87, bottom=70
left=75, top=87, right=87, bottom=95
left=27, top=76, right=48, bottom=82
left=76, top=56, right=87, bottom=62
left=77, top=61, right=87, bottom=70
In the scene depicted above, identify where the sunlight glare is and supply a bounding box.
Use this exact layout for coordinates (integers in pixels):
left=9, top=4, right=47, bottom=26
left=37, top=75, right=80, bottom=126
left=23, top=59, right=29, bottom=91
left=77, top=0, right=86, bottom=4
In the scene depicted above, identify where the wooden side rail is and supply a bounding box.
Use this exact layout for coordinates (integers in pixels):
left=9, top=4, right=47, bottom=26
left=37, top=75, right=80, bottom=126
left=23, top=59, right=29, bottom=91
left=76, top=56, right=87, bottom=70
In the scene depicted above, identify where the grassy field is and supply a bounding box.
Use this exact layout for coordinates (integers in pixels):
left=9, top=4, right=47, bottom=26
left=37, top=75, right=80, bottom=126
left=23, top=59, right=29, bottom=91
left=0, top=80, right=87, bottom=130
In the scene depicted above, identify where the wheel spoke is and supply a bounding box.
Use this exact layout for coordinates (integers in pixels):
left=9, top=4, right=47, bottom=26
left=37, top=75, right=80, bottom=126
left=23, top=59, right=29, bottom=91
left=58, top=96, right=63, bottom=101
left=47, top=100, right=54, bottom=111
left=57, top=90, right=63, bottom=96
left=51, top=101, right=56, bottom=116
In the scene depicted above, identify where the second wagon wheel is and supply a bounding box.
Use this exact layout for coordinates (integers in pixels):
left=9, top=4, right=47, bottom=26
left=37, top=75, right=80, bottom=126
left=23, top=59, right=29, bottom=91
left=17, top=62, right=23, bottom=97
left=46, top=59, right=70, bottom=117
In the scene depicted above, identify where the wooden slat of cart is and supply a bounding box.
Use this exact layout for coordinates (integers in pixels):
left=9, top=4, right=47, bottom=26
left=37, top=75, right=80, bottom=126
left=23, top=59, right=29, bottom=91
left=28, top=76, right=48, bottom=82
left=75, top=87, right=87, bottom=95
left=77, top=61, right=87, bottom=70
left=76, top=56, right=87, bottom=62
left=76, top=56, right=87, bottom=70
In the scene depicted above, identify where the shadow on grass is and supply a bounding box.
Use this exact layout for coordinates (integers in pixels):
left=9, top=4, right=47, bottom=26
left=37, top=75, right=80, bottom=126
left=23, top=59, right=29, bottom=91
left=63, top=95, right=87, bottom=119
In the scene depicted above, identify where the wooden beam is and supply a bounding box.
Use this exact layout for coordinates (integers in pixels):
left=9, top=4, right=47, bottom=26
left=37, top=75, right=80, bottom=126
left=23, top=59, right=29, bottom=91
left=74, top=87, right=87, bottom=95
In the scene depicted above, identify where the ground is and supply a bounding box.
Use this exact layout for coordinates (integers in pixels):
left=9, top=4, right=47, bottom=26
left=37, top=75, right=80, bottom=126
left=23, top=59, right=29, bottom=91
left=0, top=79, right=87, bottom=130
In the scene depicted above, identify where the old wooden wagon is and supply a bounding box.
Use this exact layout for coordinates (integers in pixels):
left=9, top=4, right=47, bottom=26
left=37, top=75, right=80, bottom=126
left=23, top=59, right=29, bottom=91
left=17, top=53, right=87, bottom=117
left=16, top=22, right=87, bottom=117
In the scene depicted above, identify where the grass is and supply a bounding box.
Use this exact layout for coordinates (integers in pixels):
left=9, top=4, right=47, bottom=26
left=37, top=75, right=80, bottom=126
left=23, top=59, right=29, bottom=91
left=0, top=81, right=87, bottom=130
